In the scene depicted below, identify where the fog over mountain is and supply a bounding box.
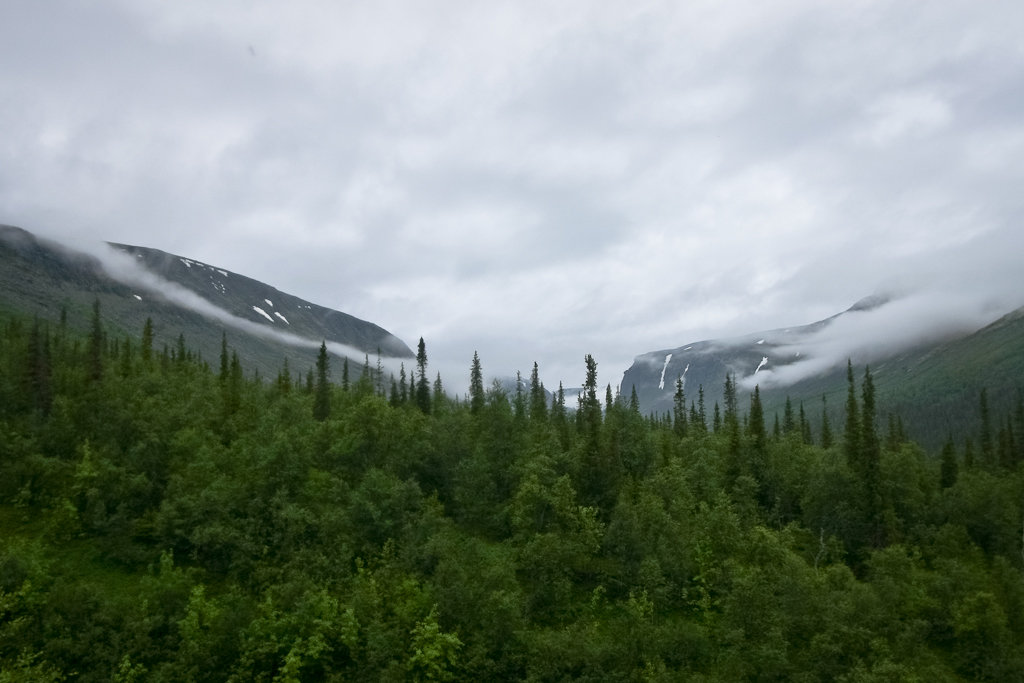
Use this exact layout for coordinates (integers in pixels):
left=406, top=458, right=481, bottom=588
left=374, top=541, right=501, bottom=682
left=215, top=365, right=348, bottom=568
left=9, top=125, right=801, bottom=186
left=3, top=1, right=1024, bottom=389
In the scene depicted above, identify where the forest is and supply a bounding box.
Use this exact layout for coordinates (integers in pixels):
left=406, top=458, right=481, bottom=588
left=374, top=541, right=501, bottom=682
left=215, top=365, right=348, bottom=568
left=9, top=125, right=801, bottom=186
left=2, top=303, right=1024, bottom=681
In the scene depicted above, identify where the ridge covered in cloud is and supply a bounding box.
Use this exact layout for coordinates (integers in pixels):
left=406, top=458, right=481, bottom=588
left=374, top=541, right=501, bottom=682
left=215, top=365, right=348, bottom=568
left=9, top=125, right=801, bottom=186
left=2, top=0, right=1022, bottom=389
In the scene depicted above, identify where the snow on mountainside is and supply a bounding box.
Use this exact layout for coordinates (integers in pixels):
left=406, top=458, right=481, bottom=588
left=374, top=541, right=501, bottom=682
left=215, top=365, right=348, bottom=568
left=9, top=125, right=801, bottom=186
left=620, top=295, right=911, bottom=419
left=112, top=242, right=413, bottom=360
left=0, top=224, right=413, bottom=379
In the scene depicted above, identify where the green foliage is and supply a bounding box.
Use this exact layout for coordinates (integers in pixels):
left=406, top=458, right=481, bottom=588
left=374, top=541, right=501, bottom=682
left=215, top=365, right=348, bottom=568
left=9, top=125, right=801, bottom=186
left=1, top=310, right=1023, bottom=679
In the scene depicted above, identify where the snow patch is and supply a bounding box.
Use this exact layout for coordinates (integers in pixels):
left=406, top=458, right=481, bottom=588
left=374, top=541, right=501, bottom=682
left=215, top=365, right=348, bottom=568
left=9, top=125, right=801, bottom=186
left=265, top=299, right=274, bottom=308
left=179, top=258, right=193, bottom=268
left=252, top=306, right=274, bottom=323
left=754, top=356, right=768, bottom=374
left=658, top=353, right=673, bottom=390
left=217, top=269, right=228, bottom=277
left=133, top=294, right=142, bottom=301
left=684, top=346, right=692, bottom=351
left=755, top=339, right=765, bottom=345
left=274, top=312, right=290, bottom=324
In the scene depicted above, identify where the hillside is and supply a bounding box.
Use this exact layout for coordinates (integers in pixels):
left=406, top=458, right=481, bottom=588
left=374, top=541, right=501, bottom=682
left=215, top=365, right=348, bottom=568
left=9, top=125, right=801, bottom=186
left=622, top=298, right=1024, bottom=452
left=0, top=224, right=413, bottom=379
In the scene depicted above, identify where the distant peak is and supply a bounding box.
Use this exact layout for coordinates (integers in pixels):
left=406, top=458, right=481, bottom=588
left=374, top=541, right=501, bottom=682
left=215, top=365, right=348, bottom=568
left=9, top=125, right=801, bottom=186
left=847, top=293, right=891, bottom=312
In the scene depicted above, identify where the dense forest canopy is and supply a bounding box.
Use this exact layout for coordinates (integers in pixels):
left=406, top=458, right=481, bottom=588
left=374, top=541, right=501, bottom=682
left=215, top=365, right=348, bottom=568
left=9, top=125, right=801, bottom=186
left=2, top=303, right=1024, bottom=681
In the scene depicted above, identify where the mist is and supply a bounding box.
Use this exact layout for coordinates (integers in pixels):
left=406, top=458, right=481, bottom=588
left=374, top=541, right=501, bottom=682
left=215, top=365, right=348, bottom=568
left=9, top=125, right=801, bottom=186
left=66, top=236, right=399, bottom=371
left=739, top=288, right=1020, bottom=391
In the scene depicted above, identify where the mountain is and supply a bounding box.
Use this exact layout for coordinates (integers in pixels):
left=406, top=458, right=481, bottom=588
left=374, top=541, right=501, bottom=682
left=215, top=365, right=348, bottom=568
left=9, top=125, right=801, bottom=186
left=621, top=297, right=889, bottom=418
left=621, top=297, right=1024, bottom=451
left=0, top=224, right=414, bottom=377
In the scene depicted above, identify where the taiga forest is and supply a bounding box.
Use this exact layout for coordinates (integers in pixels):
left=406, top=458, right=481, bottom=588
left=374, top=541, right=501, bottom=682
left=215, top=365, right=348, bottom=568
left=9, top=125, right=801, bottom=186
left=2, top=304, right=1024, bottom=681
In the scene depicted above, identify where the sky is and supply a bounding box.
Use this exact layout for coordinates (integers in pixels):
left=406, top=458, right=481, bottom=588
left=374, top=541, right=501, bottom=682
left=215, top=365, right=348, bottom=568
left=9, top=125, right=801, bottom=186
left=2, top=0, right=1024, bottom=392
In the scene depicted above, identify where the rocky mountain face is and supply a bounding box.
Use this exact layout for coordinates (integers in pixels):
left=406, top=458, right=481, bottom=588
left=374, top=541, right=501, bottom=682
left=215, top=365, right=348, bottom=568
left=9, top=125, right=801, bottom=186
left=620, top=299, right=876, bottom=419
left=0, top=224, right=413, bottom=378
left=620, top=297, right=1024, bottom=451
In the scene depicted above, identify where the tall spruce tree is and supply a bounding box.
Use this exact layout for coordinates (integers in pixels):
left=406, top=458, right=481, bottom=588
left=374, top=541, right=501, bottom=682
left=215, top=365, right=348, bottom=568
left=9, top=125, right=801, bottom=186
left=141, top=317, right=154, bottom=364
left=748, top=385, right=766, bottom=452
left=415, top=337, right=431, bottom=414
left=469, top=352, right=485, bottom=415
left=979, top=388, right=993, bottom=466
left=843, top=361, right=860, bottom=467
left=313, top=341, right=331, bottom=421
left=821, top=395, right=833, bottom=449
left=87, top=298, right=104, bottom=381
left=672, top=377, right=688, bottom=437
left=529, top=361, right=547, bottom=421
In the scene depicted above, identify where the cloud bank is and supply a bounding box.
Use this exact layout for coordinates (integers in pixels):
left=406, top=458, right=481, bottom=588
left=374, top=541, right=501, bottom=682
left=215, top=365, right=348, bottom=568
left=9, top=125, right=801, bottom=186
left=2, top=1, right=1023, bottom=391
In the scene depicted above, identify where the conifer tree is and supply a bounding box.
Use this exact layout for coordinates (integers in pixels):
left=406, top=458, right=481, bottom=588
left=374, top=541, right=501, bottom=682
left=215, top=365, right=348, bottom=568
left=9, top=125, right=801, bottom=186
left=672, top=377, right=688, bottom=437
left=940, top=437, right=959, bottom=488
left=799, top=402, right=813, bottom=445
left=469, top=352, right=485, bottom=415
left=697, top=385, right=707, bottom=433
left=399, top=362, right=409, bottom=404
left=821, top=395, right=833, bottom=449
left=723, top=374, right=738, bottom=425
left=843, top=361, right=860, bottom=466
left=782, top=396, right=796, bottom=435
left=141, top=317, right=154, bottom=364
left=313, top=341, right=331, bottom=421
left=219, top=332, right=230, bottom=383
left=629, top=385, right=640, bottom=414
left=748, top=385, right=766, bottom=452
left=529, top=361, right=547, bottom=421
left=433, top=372, right=444, bottom=408
left=979, top=388, right=993, bottom=466
left=415, top=337, right=431, bottom=414
left=175, top=333, right=187, bottom=364
left=278, top=358, right=292, bottom=394
left=87, top=298, right=104, bottom=381
left=25, top=318, right=52, bottom=415
left=342, top=357, right=350, bottom=391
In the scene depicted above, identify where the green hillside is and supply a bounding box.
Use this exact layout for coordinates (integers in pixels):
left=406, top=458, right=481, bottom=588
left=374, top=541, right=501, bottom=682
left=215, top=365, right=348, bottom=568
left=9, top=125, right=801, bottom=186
left=757, top=308, right=1024, bottom=452
left=0, top=225, right=413, bottom=382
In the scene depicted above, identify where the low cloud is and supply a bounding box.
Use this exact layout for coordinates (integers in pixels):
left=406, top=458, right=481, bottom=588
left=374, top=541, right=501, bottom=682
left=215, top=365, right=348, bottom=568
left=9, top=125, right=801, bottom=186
left=739, top=287, right=1019, bottom=390
left=66, top=237, right=393, bottom=368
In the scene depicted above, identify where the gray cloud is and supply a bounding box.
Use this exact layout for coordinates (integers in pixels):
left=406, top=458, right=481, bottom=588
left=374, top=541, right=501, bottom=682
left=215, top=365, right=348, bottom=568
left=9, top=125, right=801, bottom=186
left=3, top=0, right=1023, bottom=394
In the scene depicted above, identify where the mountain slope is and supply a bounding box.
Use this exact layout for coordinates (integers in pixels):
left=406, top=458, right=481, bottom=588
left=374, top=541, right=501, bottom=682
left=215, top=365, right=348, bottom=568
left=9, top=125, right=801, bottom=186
left=0, top=224, right=413, bottom=378
left=622, top=298, right=1024, bottom=451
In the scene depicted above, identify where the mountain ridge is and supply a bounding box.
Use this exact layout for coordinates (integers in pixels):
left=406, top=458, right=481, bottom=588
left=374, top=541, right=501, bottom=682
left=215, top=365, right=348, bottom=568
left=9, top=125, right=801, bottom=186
left=0, top=224, right=414, bottom=378
left=621, top=296, right=1024, bottom=451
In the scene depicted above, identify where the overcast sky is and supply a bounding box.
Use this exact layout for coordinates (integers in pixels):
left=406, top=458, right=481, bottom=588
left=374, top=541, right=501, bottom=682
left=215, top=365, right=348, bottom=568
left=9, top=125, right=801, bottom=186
left=3, top=1, right=1023, bottom=390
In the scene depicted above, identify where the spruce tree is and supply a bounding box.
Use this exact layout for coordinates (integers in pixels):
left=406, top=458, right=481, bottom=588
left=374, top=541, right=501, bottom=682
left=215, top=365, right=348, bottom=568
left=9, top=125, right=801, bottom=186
left=940, top=437, right=959, bottom=488
left=799, top=402, right=813, bottom=445
left=697, top=385, right=707, bottom=433
left=843, top=361, right=860, bottom=467
left=748, top=385, right=766, bottom=452
left=433, top=372, right=445, bottom=410
left=979, top=388, right=993, bottom=466
left=469, top=352, right=485, bottom=415
left=672, top=377, right=688, bottom=437
left=821, top=395, right=833, bottom=449
left=141, top=317, right=154, bottom=364
left=313, top=341, right=331, bottom=421
left=782, top=396, right=796, bottom=435
left=415, top=337, right=431, bottom=414
left=87, top=298, right=104, bottom=381
left=529, top=361, right=547, bottom=421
